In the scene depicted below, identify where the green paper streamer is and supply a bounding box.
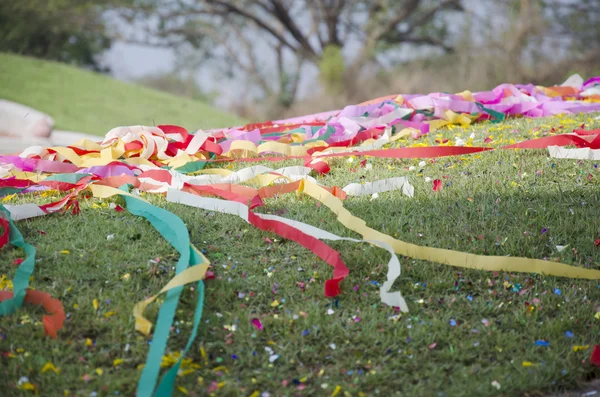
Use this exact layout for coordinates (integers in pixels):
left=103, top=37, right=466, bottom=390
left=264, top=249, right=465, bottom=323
left=0, top=187, right=26, bottom=197
left=43, top=173, right=91, bottom=183
left=0, top=204, right=37, bottom=316
left=112, top=188, right=205, bottom=397
left=154, top=279, right=204, bottom=396
left=476, top=102, right=505, bottom=123
left=174, top=160, right=208, bottom=174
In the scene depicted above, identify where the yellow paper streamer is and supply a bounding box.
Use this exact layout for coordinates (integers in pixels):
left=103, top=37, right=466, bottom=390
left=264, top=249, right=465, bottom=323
left=133, top=264, right=209, bottom=335
left=88, top=184, right=211, bottom=334
left=298, top=180, right=600, bottom=280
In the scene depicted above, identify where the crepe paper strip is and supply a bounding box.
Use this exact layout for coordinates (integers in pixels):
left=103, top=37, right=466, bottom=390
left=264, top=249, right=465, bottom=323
left=342, top=177, right=414, bottom=198
left=548, top=146, right=600, bottom=160
left=5, top=184, right=87, bottom=222
left=189, top=130, right=600, bottom=167
left=154, top=278, right=205, bottom=397
left=0, top=204, right=37, bottom=317
left=133, top=263, right=208, bottom=334
left=0, top=156, right=79, bottom=173
left=0, top=178, right=37, bottom=189
left=0, top=216, right=8, bottom=247
left=170, top=185, right=348, bottom=293
left=0, top=187, right=28, bottom=197
left=87, top=184, right=208, bottom=397
left=6, top=123, right=599, bottom=181
left=167, top=189, right=409, bottom=310
left=296, top=180, right=600, bottom=287
left=182, top=179, right=347, bottom=205
left=591, top=345, right=600, bottom=367
left=167, top=187, right=348, bottom=297
left=0, top=290, right=65, bottom=338
left=4, top=204, right=49, bottom=221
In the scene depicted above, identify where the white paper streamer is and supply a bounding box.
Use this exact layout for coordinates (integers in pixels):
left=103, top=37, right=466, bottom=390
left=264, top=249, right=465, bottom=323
left=548, top=146, right=600, bottom=160
left=166, top=188, right=409, bottom=311
left=342, top=177, right=414, bottom=198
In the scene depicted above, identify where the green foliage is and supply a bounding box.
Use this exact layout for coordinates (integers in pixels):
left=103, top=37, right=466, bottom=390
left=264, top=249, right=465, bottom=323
left=0, top=53, right=244, bottom=135
left=0, top=0, right=117, bottom=71
left=318, top=45, right=346, bottom=95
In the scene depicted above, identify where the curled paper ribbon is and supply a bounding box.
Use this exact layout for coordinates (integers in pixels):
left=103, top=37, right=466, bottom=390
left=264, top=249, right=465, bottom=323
left=0, top=204, right=37, bottom=318
left=297, top=180, right=600, bottom=281
left=0, top=290, right=65, bottom=338
left=166, top=189, right=408, bottom=311
left=88, top=184, right=208, bottom=397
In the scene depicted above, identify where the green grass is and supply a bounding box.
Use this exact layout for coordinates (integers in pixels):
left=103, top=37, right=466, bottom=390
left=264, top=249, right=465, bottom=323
left=1, top=113, right=600, bottom=397
left=0, top=53, right=244, bottom=135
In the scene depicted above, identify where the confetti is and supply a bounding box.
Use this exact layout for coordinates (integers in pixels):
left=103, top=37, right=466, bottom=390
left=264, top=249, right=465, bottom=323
left=41, top=361, right=59, bottom=374
left=251, top=318, right=263, bottom=331
left=574, top=345, right=590, bottom=352
left=565, top=331, right=574, bottom=338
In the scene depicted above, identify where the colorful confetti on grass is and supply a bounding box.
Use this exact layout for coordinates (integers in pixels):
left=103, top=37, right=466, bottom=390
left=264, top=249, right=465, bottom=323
left=2, top=76, right=600, bottom=395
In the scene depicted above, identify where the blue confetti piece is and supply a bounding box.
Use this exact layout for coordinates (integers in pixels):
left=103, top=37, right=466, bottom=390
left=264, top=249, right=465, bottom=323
left=467, top=295, right=473, bottom=302
left=535, top=340, right=549, bottom=347
left=554, top=288, right=561, bottom=296
left=302, top=330, right=310, bottom=336
left=565, top=331, right=574, bottom=338
left=449, top=319, right=457, bottom=327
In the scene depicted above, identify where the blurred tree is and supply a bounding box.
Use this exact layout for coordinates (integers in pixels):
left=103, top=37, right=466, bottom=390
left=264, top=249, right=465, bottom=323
left=0, top=0, right=129, bottom=71
left=122, top=0, right=464, bottom=108
left=541, top=0, right=600, bottom=52
left=137, top=71, right=217, bottom=102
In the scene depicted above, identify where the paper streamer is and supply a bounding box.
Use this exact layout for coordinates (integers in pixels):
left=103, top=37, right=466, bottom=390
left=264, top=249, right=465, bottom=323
left=88, top=184, right=209, bottom=397
left=166, top=189, right=408, bottom=311
left=0, top=204, right=37, bottom=318
left=343, top=177, right=414, bottom=198
left=548, top=146, right=600, bottom=160
left=0, top=290, right=65, bottom=338
left=166, top=185, right=349, bottom=297
left=297, top=180, right=600, bottom=282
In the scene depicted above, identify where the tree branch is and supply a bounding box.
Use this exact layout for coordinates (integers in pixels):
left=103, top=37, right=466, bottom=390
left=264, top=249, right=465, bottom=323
left=205, top=0, right=298, bottom=52
left=268, top=0, right=318, bottom=59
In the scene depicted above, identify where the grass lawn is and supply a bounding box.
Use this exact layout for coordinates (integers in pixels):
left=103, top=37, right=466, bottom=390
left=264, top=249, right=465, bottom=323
left=0, top=53, right=244, bottom=136
left=1, top=112, right=600, bottom=397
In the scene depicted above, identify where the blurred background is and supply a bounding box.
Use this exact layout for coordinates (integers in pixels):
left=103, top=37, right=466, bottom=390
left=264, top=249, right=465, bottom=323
left=1, top=0, right=599, bottom=129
